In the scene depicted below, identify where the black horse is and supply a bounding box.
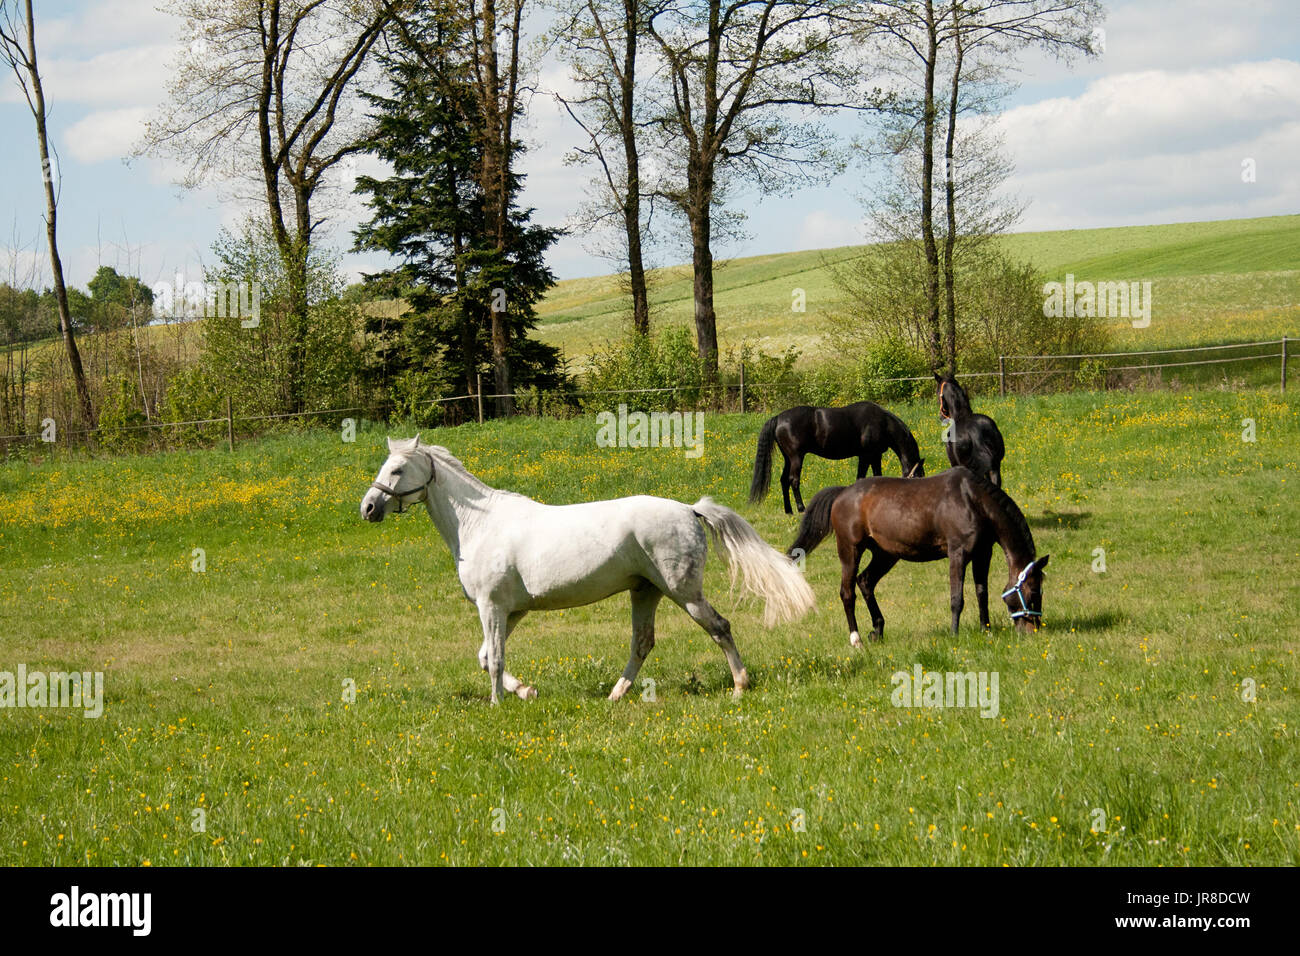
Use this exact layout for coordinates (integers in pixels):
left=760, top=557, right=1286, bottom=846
left=936, top=372, right=1005, bottom=487
left=750, top=401, right=925, bottom=514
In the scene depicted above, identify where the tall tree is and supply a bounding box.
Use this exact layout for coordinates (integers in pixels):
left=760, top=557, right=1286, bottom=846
left=870, top=0, right=1102, bottom=371
left=553, top=0, right=654, bottom=335
left=644, top=0, right=869, bottom=380
left=0, top=0, right=95, bottom=428
left=359, top=3, right=563, bottom=412
left=139, top=0, right=391, bottom=413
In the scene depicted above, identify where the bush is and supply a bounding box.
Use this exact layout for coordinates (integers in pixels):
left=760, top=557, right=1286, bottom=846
left=828, top=240, right=1112, bottom=387
left=582, top=326, right=704, bottom=412
left=161, top=364, right=227, bottom=446
left=386, top=369, right=448, bottom=430
left=97, top=375, right=149, bottom=452
left=721, top=343, right=801, bottom=411
left=856, top=338, right=930, bottom=402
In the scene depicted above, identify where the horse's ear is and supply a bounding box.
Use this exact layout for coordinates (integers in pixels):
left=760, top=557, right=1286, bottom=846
left=932, top=371, right=943, bottom=382
left=1037, top=554, right=1050, bottom=571
left=386, top=436, right=397, bottom=453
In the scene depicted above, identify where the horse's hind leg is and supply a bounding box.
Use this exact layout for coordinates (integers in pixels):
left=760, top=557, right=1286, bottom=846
left=857, top=549, right=898, bottom=643
left=780, top=452, right=794, bottom=514
left=678, top=596, right=748, bottom=698
left=610, top=583, right=663, bottom=702
left=838, top=536, right=865, bottom=647
left=790, top=454, right=807, bottom=512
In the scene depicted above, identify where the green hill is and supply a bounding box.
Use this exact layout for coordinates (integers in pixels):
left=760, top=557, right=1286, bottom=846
left=536, top=215, right=1300, bottom=369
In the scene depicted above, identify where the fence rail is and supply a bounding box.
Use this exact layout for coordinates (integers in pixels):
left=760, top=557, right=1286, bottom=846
left=2, top=337, right=1289, bottom=448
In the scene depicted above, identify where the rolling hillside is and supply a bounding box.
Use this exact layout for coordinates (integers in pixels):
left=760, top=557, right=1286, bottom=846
left=535, top=215, right=1300, bottom=371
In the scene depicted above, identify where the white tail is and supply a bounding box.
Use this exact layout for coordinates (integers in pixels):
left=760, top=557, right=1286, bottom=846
left=692, top=497, right=816, bottom=626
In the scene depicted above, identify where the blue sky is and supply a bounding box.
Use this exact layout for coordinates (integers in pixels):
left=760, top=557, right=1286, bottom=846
left=1, top=0, right=1297, bottom=293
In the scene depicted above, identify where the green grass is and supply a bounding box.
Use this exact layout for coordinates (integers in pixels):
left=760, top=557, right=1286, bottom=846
left=2, top=387, right=1298, bottom=865
left=536, top=215, right=1300, bottom=367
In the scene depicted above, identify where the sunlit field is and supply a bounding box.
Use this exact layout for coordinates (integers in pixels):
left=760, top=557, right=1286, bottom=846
left=1, top=387, right=1297, bottom=865
left=534, top=215, right=1300, bottom=367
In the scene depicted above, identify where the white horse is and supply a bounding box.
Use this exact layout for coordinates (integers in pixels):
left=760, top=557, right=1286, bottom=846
left=360, top=436, right=815, bottom=704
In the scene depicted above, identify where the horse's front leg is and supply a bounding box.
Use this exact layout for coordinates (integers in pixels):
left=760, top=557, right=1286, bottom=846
left=948, top=551, right=969, bottom=636
left=476, top=604, right=535, bottom=703
left=972, top=546, right=992, bottom=629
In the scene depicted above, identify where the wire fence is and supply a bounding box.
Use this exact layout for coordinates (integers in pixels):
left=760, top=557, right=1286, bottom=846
left=2, top=336, right=1289, bottom=450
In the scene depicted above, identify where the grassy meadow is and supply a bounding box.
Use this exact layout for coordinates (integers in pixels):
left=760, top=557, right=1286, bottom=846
left=2, top=386, right=1297, bottom=865
left=535, top=215, right=1300, bottom=368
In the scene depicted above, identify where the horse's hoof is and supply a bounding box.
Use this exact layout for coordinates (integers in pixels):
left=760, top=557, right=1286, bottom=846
left=731, top=686, right=744, bottom=700
left=870, top=630, right=884, bottom=643
left=849, top=631, right=862, bottom=648
left=517, top=685, right=537, bottom=700
left=609, top=677, right=632, bottom=701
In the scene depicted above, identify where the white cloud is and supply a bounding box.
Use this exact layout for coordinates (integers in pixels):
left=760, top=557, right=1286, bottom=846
left=795, top=209, right=867, bottom=250
left=996, top=59, right=1300, bottom=231
left=1013, top=0, right=1299, bottom=85
left=62, top=107, right=150, bottom=164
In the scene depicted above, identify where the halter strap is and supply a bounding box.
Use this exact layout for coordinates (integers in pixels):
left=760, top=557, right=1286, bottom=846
left=1001, top=560, right=1042, bottom=619
left=370, top=452, right=435, bottom=513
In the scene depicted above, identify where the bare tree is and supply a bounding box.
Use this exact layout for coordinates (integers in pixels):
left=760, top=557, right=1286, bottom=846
left=644, top=0, right=871, bottom=380
left=552, top=0, right=656, bottom=335
left=0, top=0, right=95, bottom=429
left=868, top=0, right=1102, bottom=371
left=139, top=0, right=391, bottom=413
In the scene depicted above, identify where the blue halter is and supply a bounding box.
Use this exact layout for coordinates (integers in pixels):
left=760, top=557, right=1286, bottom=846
left=1002, top=560, right=1042, bottom=620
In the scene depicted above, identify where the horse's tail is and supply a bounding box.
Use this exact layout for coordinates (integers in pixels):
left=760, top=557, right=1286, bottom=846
left=787, top=485, right=847, bottom=561
left=692, top=497, right=815, bottom=627
left=748, top=416, right=779, bottom=503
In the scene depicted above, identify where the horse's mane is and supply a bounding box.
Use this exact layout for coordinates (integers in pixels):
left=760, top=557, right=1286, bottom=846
left=970, top=470, right=1035, bottom=558
left=420, top=442, right=527, bottom=501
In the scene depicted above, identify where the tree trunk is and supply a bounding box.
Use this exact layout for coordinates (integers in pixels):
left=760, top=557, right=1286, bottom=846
left=942, top=22, right=963, bottom=375
left=19, top=0, right=93, bottom=429
left=688, top=159, right=719, bottom=380
left=621, top=0, right=649, bottom=335
left=920, top=0, right=942, bottom=372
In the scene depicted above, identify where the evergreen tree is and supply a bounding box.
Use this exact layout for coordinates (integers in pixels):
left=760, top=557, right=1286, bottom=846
left=354, top=8, right=566, bottom=416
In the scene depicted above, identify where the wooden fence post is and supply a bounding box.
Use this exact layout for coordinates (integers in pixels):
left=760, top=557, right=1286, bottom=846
left=739, top=361, right=746, bottom=412
left=1282, top=336, right=1288, bottom=393
left=998, top=356, right=1006, bottom=397
left=476, top=373, right=484, bottom=424
left=225, top=395, right=234, bottom=452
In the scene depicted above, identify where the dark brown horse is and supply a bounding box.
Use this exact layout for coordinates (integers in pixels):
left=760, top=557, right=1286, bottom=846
left=788, top=467, right=1048, bottom=644
left=750, top=401, right=925, bottom=514
left=936, top=372, right=1005, bottom=486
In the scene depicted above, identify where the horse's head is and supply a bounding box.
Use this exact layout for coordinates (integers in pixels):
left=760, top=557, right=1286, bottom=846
left=360, top=435, right=436, bottom=522
left=1003, top=554, right=1049, bottom=632
left=933, top=371, right=969, bottom=420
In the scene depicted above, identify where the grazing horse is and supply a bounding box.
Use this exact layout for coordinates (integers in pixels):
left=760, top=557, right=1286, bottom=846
left=750, top=401, right=925, bottom=514
left=787, top=467, right=1048, bottom=644
left=360, top=436, right=815, bottom=704
left=935, top=372, right=1005, bottom=486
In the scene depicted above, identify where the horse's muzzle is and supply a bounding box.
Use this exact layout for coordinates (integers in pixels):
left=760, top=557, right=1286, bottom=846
left=360, top=491, right=385, bottom=523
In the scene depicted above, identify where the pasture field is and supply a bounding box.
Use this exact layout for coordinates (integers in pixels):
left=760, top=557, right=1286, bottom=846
left=535, top=215, right=1300, bottom=368
left=1, top=387, right=1298, bottom=866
